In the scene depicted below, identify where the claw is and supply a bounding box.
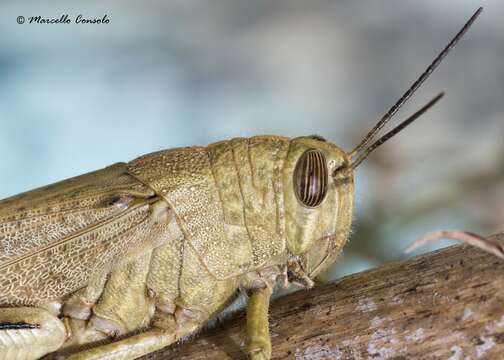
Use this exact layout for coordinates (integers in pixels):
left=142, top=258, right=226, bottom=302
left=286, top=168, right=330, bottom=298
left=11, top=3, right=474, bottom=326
left=249, top=348, right=271, bottom=360
left=406, top=230, right=504, bottom=260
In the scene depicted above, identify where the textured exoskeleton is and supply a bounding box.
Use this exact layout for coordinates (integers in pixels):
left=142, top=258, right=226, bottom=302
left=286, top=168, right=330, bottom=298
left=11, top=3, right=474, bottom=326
left=0, top=136, right=353, bottom=359
left=0, top=8, right=482, bottom=359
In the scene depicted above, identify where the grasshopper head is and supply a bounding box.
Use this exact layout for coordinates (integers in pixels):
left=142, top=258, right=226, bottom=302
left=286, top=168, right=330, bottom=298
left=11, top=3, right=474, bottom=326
left=283, top=136, right=354, bottom=283
left=286, top=93, right=445, bottom=286
left=284, top=92, right=442, bottom=284
left=283, top=6, right=481, bottom=285
left=286, top=92, right=445, bottom=284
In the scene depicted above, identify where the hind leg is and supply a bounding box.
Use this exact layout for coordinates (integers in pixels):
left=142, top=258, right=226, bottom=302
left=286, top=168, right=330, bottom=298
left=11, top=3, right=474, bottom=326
left=0, top=307, right=66, bottom=360
left=66, top=306, right=207, bottom=360
left=67, top=287, right=274, bottom=360
left=59, top=251, right=155, bottom=356
left=66, top=328, right=175, bottom=360
left=64, top=244, right=209, bottom=360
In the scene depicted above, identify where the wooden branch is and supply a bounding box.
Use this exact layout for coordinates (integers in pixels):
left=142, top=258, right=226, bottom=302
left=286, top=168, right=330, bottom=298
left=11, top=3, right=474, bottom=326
left=144, top=235, right=504, bottom=359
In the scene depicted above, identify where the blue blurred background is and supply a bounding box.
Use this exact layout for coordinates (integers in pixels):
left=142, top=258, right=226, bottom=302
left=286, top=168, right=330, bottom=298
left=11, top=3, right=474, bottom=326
left=0, top=0, right=502, bottom=280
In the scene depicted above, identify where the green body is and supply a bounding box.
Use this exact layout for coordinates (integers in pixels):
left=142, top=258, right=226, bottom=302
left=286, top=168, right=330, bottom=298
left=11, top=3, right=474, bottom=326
left=0, top=135, right=354, bottom=359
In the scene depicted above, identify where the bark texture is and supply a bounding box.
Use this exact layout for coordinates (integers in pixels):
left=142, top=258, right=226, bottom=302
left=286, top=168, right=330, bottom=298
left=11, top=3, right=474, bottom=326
left=144, top=235, right=504, bottom=359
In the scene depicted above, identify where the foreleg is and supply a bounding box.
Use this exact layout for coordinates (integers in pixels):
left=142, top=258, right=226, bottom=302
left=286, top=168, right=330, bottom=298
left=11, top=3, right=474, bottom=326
left=246, top=287, right=272, bottom=360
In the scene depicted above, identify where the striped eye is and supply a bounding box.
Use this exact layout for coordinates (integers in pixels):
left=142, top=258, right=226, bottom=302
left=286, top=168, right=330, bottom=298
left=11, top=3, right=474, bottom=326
left=294, top=149, right=328, bottom=208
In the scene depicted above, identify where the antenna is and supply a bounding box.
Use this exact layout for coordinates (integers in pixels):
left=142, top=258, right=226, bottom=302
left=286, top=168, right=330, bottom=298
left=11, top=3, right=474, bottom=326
left=352, top=92, right=444, bottom=169
left=350, top=7, right=483, bottom=161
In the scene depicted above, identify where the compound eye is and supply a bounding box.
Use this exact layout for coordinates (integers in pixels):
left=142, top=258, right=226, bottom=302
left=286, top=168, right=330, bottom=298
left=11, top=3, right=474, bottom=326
left=294, top=149, right=328, bottom=208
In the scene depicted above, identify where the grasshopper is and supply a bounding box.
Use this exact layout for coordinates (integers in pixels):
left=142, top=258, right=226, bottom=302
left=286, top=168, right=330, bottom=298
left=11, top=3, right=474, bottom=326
left=0, top=8, right=483, bottom=360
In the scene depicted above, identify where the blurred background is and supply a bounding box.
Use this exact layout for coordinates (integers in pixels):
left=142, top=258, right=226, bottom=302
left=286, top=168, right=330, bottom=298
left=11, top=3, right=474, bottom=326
left=0, top=0, right=502, bottom=281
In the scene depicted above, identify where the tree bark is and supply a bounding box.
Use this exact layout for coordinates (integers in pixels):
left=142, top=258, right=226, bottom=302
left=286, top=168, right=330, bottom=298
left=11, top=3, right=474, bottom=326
left=143, top=234, right=504, bottom=359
